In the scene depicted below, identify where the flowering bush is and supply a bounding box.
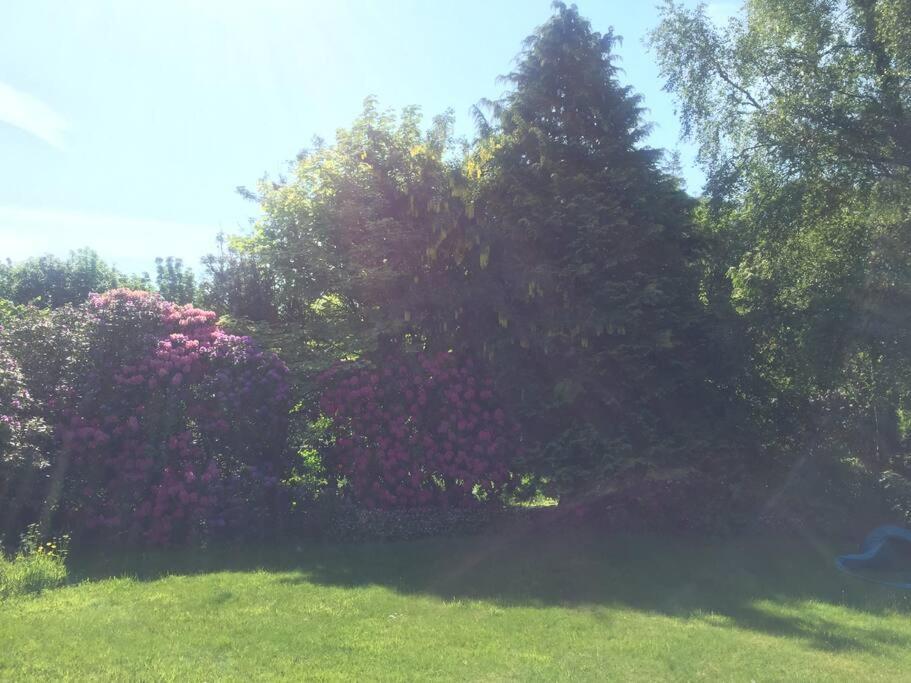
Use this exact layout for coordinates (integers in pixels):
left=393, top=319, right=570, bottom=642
left=318, top=351, right=519, bottom=509
left=58, top=289, right=292, bottom=544
left=3, top=289, right=291, bottom=545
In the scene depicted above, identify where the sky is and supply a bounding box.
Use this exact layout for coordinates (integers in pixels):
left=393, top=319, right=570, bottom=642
left=0, top=0, right=738, bottom=276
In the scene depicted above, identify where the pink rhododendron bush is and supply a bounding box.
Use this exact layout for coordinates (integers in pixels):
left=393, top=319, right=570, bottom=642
left=1, top=290, right=291, bottom=545
left=317, top=352, right=520, bottom=509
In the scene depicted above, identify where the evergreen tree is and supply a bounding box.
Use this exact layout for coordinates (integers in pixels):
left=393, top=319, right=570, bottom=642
left=457, top=3, right=713, bottom=497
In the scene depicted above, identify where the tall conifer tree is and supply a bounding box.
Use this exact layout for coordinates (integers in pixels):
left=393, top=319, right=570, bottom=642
left=460, top=3, right=712, bottom=496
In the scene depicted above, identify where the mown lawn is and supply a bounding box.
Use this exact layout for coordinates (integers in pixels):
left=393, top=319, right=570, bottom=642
left=3, top=529, right=911, bottom=681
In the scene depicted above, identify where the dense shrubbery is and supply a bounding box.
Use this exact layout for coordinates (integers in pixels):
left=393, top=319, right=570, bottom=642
left=317, top=352, right=519, bottom=509
left=1, top=290, right=291, bottom=545
left=6, top=2, right=911, bottom=547
left=0, top=344, right=49, bottom=479
left=226, top=5, right=735, bottom=508
left=0, top=305, right=64, bottom=538
left=650, top=0, right=911, bottom=512
left=64, top=290, right=291, bottom=544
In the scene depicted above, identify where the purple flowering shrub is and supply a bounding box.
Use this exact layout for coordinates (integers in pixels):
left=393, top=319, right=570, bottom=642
left=317, top=351, right=520, bottom=509
left=14, top=289, right=292, bottom=545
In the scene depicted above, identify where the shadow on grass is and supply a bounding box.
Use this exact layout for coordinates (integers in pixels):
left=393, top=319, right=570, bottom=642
left=70, top=524, right=911, bottom=654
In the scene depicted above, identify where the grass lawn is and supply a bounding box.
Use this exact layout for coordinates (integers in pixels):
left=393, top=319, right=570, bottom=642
left=3, top=528, right=911, bottom=681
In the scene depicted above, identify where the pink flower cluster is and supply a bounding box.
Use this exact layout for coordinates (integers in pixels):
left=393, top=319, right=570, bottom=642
left=59, top=289, right=290, bottom=544
left=318, top=351, right=519, bottom=509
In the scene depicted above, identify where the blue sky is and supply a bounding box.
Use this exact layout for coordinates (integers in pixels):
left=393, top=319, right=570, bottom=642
left=1, top=0, right=736, bottom=276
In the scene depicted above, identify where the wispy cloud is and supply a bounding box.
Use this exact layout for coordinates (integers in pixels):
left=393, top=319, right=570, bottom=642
left=0, top=206, right=223, bottom=274
left=0, top=81, right=68, bottom=147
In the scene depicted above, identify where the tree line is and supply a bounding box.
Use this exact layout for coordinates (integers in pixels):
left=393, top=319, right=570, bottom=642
left=4, top=1, right=911, bottom=526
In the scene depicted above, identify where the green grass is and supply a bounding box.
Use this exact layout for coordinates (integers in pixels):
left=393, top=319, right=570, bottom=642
left=0, top=547, right=67, bottom=600
left=3, top=529, right=911, bottom=681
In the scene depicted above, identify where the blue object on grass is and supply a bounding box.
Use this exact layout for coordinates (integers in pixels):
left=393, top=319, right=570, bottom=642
left=836, top=525, right=911, bottom=589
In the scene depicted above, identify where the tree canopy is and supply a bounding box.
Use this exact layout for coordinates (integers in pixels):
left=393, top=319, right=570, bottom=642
left=0, top=249, right=150, bottom=308
left=650, top=0, right=911, bottom=465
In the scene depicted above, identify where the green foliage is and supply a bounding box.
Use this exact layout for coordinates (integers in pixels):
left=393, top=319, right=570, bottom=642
left=155, top=256, right=196, bottom=304
left=234, top=97, right=473, bottom=358
left=21, top=1, right=891, bottom=522
left=0, top=249, right=202, bottom=311
left=0, top=336, right=51, bottom=462
left=0, top=248, right=151, bottom=307
left=206, top=5, right=726, bottom=503
left=0, top=304, right=90, bottom=539
left=0, top=526, right=68, bottom=600
left=880, top=469, right=911, bottom=525
left=197, top=4, right=761, bottom=506
left=200, top=232, right=277, bottom=321
left=650, top=0, right=911, bottom=469
left=213, top=101, right=486, bottom=499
